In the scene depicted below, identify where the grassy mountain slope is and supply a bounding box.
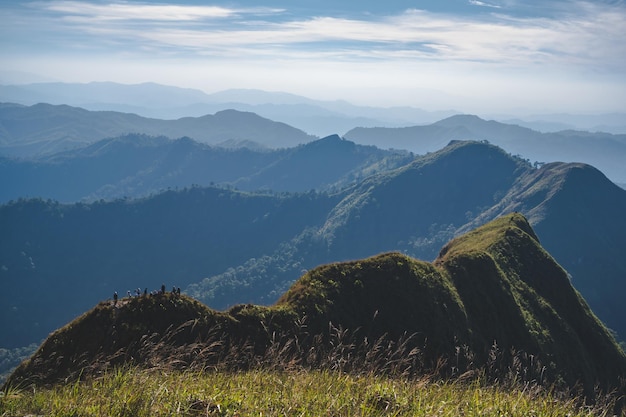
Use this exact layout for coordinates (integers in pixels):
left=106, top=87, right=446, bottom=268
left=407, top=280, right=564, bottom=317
left=463, top=162, right=626, bottom=339
left=0, top=103, right=315, bottom=157
left=309, top=142, right=626, bottom=340
left=5, top=214, right=625, bottom=395
left=435, top=215, right=625, bottom=390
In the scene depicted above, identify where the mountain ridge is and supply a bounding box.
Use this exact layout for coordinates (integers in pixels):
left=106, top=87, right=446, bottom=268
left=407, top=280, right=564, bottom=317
left=0, top=133, right=412, bottom=203
left=345, top=115, right=626, bottom=184
left=5, top=214, right=625, bottom=397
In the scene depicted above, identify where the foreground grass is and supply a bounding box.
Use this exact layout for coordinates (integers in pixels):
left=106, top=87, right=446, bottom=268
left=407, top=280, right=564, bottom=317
left=0, top=368, right=618, bottom=417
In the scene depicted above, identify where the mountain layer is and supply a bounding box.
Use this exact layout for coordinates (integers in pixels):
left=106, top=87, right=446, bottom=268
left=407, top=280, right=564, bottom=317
left=0, top=103, right=315, bottom=157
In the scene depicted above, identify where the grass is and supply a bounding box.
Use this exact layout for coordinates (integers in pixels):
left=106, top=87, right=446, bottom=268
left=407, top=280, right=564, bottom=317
left=1, top=366, right=619, bottom=417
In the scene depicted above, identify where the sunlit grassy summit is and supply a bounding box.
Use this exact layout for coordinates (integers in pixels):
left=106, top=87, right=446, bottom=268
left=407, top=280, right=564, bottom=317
left=4, top=213, right=625, bottom=413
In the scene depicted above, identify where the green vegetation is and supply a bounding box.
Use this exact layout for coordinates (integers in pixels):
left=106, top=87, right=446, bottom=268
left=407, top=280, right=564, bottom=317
left=1, top=367, right=620, bottom=416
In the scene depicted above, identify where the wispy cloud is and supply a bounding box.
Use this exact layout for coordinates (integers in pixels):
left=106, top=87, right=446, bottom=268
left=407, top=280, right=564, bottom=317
left=38, top=1, right=284, bottom=21
left=468, top=1, right=502, bottom=9
left=10, top=0, right=621, bottom=73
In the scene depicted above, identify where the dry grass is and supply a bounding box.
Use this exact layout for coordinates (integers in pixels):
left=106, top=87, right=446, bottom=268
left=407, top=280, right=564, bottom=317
left=2, top=325, right=624, bottom=416
left=1, top=366, right=621, bottom=417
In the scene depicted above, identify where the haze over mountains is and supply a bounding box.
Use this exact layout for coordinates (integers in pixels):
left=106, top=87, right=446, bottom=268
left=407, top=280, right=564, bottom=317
left=1, top=98, right=625, bottom=186
left=0, top=103, right=315, bottom=157
left=0, top=133, right=412, bottom=202
left=2, top=82, right=625, bottom=137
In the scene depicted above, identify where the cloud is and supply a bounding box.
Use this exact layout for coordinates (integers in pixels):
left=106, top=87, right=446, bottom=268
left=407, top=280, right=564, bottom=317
left=10, top=0, right=620, bottom=74
left=38, top=1, right=284, bottom=21
left=468, top=0, right=502, bottom=8
left=43, top=1, right=235, bottom=21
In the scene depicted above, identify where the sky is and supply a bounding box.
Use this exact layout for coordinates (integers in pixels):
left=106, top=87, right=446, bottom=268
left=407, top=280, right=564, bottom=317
left=1, top=0, right=625, bottom=113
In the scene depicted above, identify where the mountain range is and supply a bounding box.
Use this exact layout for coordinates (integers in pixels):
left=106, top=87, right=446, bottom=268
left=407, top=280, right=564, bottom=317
left=0, top=133, right=412, bottom=203
left=5, top=214, right=625, bottom=398
left=2, top=102, right=624, bottom=188
left=2, top=82, right=625, bottom=137
left=345, top=115, right=626, bottom=185
left=0, top=103, right=315, bottom=157
left=2, top=140, right=625, bottom=357
left=0, top=82, right=455, bottom=137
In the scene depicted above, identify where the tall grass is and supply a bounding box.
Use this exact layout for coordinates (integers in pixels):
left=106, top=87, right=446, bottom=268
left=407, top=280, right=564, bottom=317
left=1, top=367, right=620, bottom=416
left=2, top=322, right=623, bottom=416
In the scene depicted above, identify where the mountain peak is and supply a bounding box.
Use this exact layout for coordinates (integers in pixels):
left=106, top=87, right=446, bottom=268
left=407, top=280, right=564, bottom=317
left=304, top=134, right=352, bottom=150
left=434, top=114, right=486, bottom=127
left=436, top=212, right=539, bottom=261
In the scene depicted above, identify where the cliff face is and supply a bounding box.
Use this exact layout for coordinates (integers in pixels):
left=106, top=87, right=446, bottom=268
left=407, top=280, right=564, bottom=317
left=6, top=214, right=625, bottom=396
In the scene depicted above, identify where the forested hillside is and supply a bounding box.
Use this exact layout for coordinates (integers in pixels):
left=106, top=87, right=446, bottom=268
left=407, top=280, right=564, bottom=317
left=0, top=134, right=411, bottom=203
left=0, top=188, right=339, bottom=348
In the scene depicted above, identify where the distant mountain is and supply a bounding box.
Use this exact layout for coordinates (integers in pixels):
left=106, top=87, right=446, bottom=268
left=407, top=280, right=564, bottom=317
left=0, top=82, right=211, bottom=110
left=502, top=113, right=626, bottom=135
left=0, top=103, right=315, bottom=157
left=0, top=83, right=458, bottom=136
left=0, top=134, right=412, bottom=203
left=6, top=215, right=625, bottom=396
left=3, top=82, right=624, bottom=137
left=2, top=141, right=625, bottom=354
left=344, top=115, right=626, bottom=184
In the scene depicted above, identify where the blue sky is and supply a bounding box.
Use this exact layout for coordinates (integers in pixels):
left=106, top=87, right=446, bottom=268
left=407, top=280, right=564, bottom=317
left=1, top=0, right=625, bottom=113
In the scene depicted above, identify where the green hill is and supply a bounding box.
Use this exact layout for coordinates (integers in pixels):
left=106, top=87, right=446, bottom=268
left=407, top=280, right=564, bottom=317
left=6, top=214, right=625, bottom=397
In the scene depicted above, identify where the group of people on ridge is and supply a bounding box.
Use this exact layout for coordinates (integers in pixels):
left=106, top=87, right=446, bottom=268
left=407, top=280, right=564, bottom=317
left=112, top=284, right=181, bottom=305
